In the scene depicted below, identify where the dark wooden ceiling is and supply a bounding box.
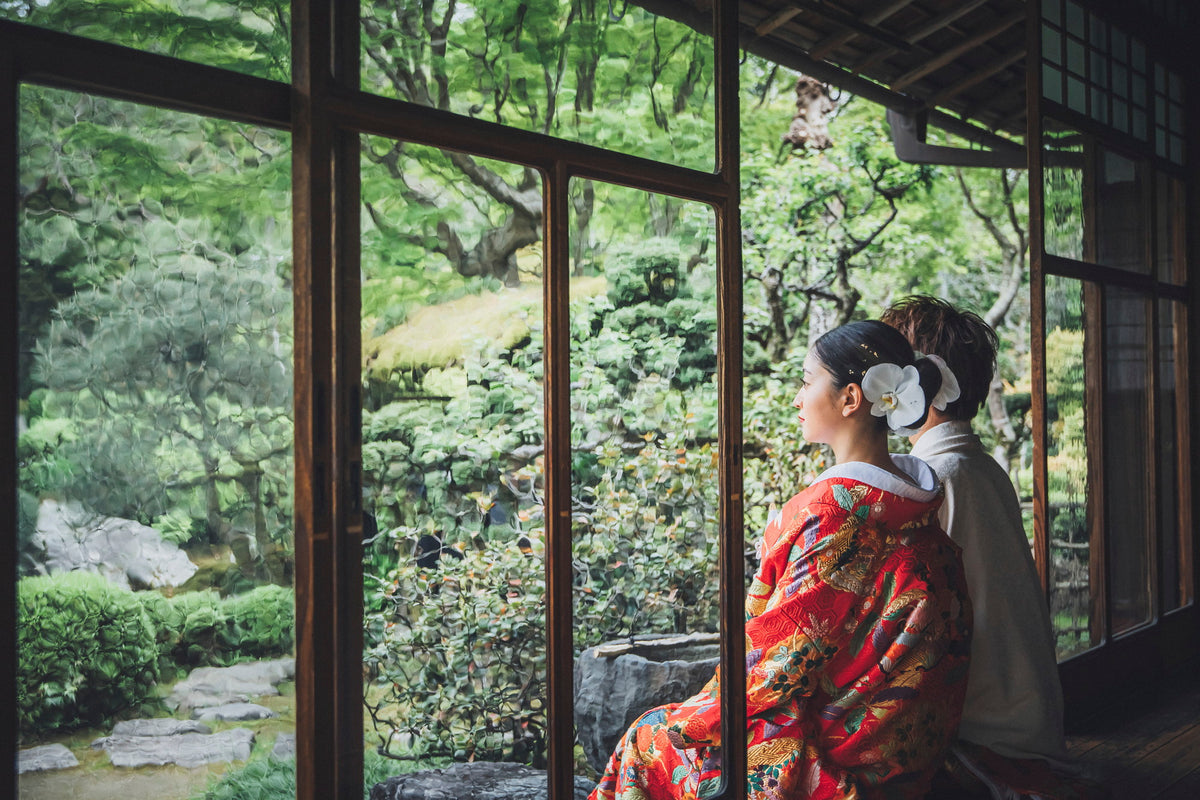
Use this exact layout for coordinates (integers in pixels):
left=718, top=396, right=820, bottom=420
left=636, top=0, right=1029, bottom=149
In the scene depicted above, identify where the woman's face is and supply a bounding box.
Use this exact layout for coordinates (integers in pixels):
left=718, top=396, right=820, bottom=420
left=793, top=353, right=844, bottom=445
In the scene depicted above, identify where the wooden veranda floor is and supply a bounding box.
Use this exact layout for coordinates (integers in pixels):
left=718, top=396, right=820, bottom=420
left=1064, top=662, right=1200, bottom=799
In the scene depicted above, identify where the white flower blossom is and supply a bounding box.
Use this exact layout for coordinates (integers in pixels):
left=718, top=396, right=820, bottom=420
left=861, top=363, right=924, bottom=429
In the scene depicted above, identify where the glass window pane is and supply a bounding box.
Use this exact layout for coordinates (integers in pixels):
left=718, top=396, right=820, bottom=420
left=1044, top=64, right=1064, bottom=104
left=569, top=181, right=720, bottom=786
left=0, top=1, right=289, bottom=81
left=1043, top=122, right=1085, bottom=261
left=1045, top=276, right=1096, bottom=659
left=1065, top=0, right=1085, bottom=37
left=1067, top=76, right=1086, bottom=113
left=1158, top=300, right=1182, bottom=612
left=1067, top=39, right=1086, bottom=76
left=1104, top=287, right=1152, bottom=635
left=1043, top=0, right=1062, bottom=27
left=1096, top=147, right=1149, bottom=273
left=1044, top=25, right=1063, bottom=65
left=17, top=87, right=294, bottom=798
left=361, top=1, right=716, bottom=172
left=359, top=139, right=547, bottom=776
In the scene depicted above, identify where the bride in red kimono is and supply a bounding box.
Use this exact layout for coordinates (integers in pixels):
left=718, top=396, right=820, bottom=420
left=590, top=320, right=973, bottom=800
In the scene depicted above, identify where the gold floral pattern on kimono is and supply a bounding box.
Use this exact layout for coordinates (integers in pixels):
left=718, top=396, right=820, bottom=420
left=590, top=460, right=972, bottom=800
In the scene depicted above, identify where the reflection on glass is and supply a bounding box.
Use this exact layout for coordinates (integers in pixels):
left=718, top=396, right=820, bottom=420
left=1155, top=173, right=1183, bottom=284
left=1044, top=276, right=1094, bottom=658
left=569, top=179, right=719, bottom=782
left=359, top=140, right=547, bottom=770
left=1158, top=300, right=1182, bottom=612
left=1104, top=287, right=1151, bottom=635
left=1043, top=122, right=1085, bottom=261
left=361, top=1, right=715, bottom=171
left=17, top=88, right=294, bottom=798
left=1096, top=148, right=1149, bottom=273
left=1, top=1, right=289, bottom=81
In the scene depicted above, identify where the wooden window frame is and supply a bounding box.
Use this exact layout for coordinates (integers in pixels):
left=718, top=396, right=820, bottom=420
left=0, top=2, right=747, bottom=798
left=1028, top=0, right=1200, bottom=722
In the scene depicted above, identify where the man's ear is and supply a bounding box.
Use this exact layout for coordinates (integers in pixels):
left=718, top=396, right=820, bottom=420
left=842, top=383, right=865, bottom=416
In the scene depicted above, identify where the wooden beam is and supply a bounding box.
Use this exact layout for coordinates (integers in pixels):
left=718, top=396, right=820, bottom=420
left=850, top=0, right=996, bottom=82
left=901, top=0, right=993, bottom=47
left=755, top=4, right=801, bottom=37
left=926, top=49, right=1025, bottom=109
left=890, top=10, right=1024, bottom=92
left=783, top=0, right=915, bottom=53
left=808, top=0, right=916, bottom=61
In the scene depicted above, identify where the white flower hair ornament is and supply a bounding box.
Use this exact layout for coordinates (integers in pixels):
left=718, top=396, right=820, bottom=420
left=861, top=363, right=925, bottom=430
left=925, top=354, right=962, bottom=411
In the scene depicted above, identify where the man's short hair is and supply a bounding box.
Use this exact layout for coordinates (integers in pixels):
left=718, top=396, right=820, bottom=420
left=880, top=295, right=999, bottom=421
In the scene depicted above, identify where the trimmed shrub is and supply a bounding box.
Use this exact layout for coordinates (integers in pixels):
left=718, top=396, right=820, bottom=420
left=141, top=585, right=295, bottom=675
left=18, top=571, right=158, bottom=736
left=222, top=584, right=294, bottom=659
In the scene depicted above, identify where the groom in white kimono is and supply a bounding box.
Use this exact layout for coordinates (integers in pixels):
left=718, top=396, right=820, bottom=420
left=882, top=296, right=1102, bottom=800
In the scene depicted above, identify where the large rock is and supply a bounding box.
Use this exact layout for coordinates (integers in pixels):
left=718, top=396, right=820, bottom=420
left=31, top=499, right=197, bottom=590
left=18, top=743, right=79, bottom=773
left=574, top=633, right=720, bottom=772
left=168, top=657, right=295, bottom=711
left=370, top=762, right=594, bottom=800
left=97, top=727, right=255, bottom=768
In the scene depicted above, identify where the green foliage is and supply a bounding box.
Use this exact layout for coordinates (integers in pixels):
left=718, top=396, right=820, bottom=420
left=1, top=0, right=290, bottom=81
left=153, top=507, right=204, bottom=547
left=194, top=754, right=295, bottom=800
left=364, top=429, right=721, bottom=766
left=18, top=571, right=159, bottom=736
left=141, top=585, right=294, bottom=677
left=193, top=747, right=403, bottom=800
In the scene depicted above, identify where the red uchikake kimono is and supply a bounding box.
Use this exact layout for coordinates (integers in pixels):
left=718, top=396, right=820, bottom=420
left=590, top=457, right=972, bottom=800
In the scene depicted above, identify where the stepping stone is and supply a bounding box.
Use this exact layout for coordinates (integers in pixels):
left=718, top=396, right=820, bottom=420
left=272, top=732, right=296, bottom=760
left=113, top=718, right=212, bottom=737
left=192, top=702, right=278, bottom=722
left=168, top=658, right=295, bottom=711
left=18, top=743, right=79, bottom=774
left=101, top=728, right=255, bottom=768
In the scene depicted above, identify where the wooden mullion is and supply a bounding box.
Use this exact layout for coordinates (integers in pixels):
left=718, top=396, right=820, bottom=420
left=330, top=0, right=364, bottom=794
left=543, top=161, right=574, bottom=800
left=1176, top=301, right=1194, bottom=606
left=1084, top=279, right=1108, bottom=649
left=0, top=19, right=289, bottom=128
left=1027, top=0, right=1050, bottom=597
left=1, top=48, right=18, bottom=800
left=713, top=0, right=746, bottom=797
left=292, top=0, right=338, bottom=798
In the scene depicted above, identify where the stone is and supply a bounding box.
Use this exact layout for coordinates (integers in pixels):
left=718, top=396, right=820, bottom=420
left=18, top=743, right=79, bottom=773
left=369, top=762, right=594, bottom=800
left=100, top=728, right=255, bottom=768
left=31, top=499, right=197, bottom=590
left=574, top=633, right=720, bottom=772
left=271, top=732, right=296, bottom=760
left=111, top=718, right=212, bottom=737
left=167, top=657, right=295, bottom=710
left=192, top=702, right=278, bottom=722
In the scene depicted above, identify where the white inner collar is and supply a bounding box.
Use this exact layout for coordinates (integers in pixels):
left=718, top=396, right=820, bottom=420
left=812, top=454, right=941, bottom=502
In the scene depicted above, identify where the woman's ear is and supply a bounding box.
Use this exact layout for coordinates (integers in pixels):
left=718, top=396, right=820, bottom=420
left=842, top=383, right=865, bottom=416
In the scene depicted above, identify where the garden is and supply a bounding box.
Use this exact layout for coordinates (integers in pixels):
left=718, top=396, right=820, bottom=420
left=8, top=0, right=1090, bottom=797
